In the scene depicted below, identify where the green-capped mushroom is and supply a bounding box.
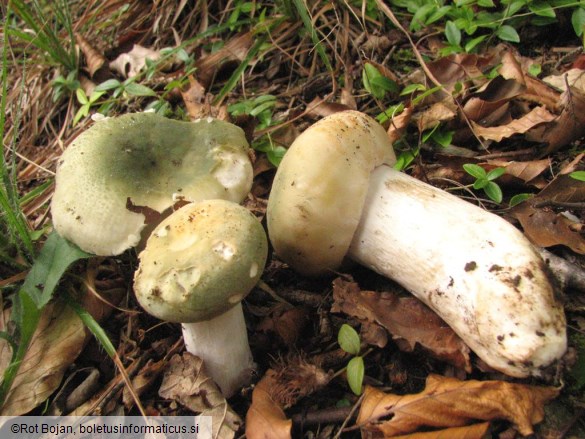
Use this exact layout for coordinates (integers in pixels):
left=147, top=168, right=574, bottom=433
left=134, top=199, right=267, bottom=397
left=51, top=113, right=252, bottom=255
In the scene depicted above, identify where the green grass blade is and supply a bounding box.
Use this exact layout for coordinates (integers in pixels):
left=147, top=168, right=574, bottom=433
left=292, top=0, right=332, bottom=71
left=213, top=36, right=268, bottom=104
left=63, top=292, right=116, bottom=358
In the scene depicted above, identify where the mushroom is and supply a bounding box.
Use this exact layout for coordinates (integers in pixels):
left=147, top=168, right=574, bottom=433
left=267, top=110, right=566, bottom=378
left=134, top=199, right=268, bottom=397
left=51, top=112, right=252, bottom=255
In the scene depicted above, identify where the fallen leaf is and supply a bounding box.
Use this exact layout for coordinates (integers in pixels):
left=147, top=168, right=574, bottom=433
left=387, top=105, right=412, bottom=144
left=485, top=158, right=551, bottom=185
left=246, top=359, right=330, bottom=439
left=256, top=303, right=309, bottom=347
left=159, top=353, right=242, bottom=439
left=0, top=302, right=86, bottom=415
left=196, top=32, right=253, bottom=87
left=109, top=44, right=161, bottom=78
left=543, top=68, right=585, bottom=93
left=511, top=174, right=585, bottom=254
left=246, top=370, right=292, bottom=439
left=75, top=33, right=106, bottom=77
left=414, top=101, right=457, bottom=132
left=331, top=278, right=470, bottom=371
left=357, top=375, right=559, bottom=437
left=181, top=76, right=228, bottom=121
left=305, top=96, right=354, bottom=118
left=527, top=86, right=585, bottom=154
left=390, top=422, right=490, bottom=439
left=471, top=106, right=555, bottom=142
left=0, top=262, right=124, bottom=415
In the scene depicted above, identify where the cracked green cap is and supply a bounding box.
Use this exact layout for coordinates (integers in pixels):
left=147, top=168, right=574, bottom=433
left=51, top=113, right=252, bottom=255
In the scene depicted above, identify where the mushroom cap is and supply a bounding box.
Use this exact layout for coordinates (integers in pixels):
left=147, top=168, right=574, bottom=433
left=51, top=113, right=252, bottom=255
left=266, top=111, right=395, bottom=275
left=133, top=199, right=267, bottom=323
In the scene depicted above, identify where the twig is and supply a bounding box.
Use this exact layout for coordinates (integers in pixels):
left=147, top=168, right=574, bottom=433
left=538, top=248, right=585, bottom=293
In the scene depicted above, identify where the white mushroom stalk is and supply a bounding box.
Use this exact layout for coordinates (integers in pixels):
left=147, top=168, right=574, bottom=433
left=267, top=111, right=566, bottom=377
left=134, top=200, right=268, bottom=397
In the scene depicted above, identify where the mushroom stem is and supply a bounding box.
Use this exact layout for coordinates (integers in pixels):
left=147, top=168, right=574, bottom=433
left=182, top=303, right=255, bottom=397
left=348, top=165, right=567, bottom=377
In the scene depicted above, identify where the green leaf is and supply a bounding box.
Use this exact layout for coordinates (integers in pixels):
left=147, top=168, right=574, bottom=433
left=431, top=130, right=454, bottom=147
left=346, top=356, right=365, bottom=395
left=463, top=163, right=487, bottom=179
left=473, top=178, right=489, bottom=190
left=528, top=63, right=542, bottom=77
left=486, top=167, right=505, bottom=181
left=570, top=170, right=585, bottom=181
left=363, top=63, right=395, bottom=99
left=338, top=324, right=361, bottom=356
left=95, top=79, right=122, bottom=92
left=529, top=2, right=555, bottom=18
left=464, top=35, right=488, bottom=52
left=477, top=0, right=495, bottom=6
left=400, top=83, right=426, bottom=96
left=496, top=25, right=520, bottom=43
left=572, top=8, right=585, bottom=37
left=267, top=146, right=287, bottom=167
left=445, top=21, right=461, bottom=46
left=75, top=88, right=88, bottom=105
left=509, top=193, right=533, bottom=207
left=124, top=83, right=157, bottom=97
left=19, top=232, right=91, bottom=309
left=484, top=181, right=503, bottom=203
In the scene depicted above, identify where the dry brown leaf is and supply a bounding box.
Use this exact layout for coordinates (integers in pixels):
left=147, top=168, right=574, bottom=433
left=159, top=353, right=242, bottom=439
left=485, top=158, right=551, bottom=184
left=246, top=358, right=330, bottom=439
left=331, top=278, right=470, bottom=371
left=471, top=106, right=555, bottom=142
left=0, top=302, right=86, bottom=415
left=181, top=76, right=228, bottom=121
left=543, top=68, right=585, bottom=93
left=390, top=422, right=490, bottom=439
left=75, top=33, right=106, bottom=77
left=357, top=375, right=559, bottom=437
left=527, top=86, right=585, bottom=154
left=388, top=105, right=413, bottom=144
left=246, top=370, right=292, bottom=439
left=511, top=174, right=585, bottom=254
left=196, top=32, right=253, bottom=88
left=109, top=44, right=161, bottom=78
left=305, top=96, right=354, bottom=118
left=256, top=303, right=309, bottom=347
left=414, top=101, right=457, bottom=132
left=0, top=265, right=123, bottom=416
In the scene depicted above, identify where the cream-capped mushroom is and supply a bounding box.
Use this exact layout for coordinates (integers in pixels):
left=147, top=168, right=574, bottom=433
left=134, top=199, right=267, bottom=397
left=51, top=112, right=252, bottom=255
left=267, top=110, right=566, bottom=378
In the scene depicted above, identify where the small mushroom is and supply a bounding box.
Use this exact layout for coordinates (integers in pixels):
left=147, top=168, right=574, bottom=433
left=134, top=199, right=268, bottom=397
left=51, top=112, right=252, bottom=255
left=267, top=111, right=566, bottom=378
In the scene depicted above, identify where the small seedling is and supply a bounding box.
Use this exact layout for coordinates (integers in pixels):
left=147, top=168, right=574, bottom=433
left=338, top=323, right=364, bottom=395
left=463, top=163, right=505, bottom=204
left=362, top=63, right=398, bottom=100
left=73, top=89, right=105, bottom=125
left=570, top=171, right=585, bottom=181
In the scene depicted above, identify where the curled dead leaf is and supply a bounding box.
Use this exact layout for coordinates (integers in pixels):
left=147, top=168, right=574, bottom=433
left=109, top=45, right=161, bottom=78
left=246, top=358, right=331, bottom=439
left=471, top=106, right=555, bottom=142
left=332, top=278, right=470, bottom=371
left=158, top=353, right=242, bottom=439
left=357, top=374, right=559, bottom=437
